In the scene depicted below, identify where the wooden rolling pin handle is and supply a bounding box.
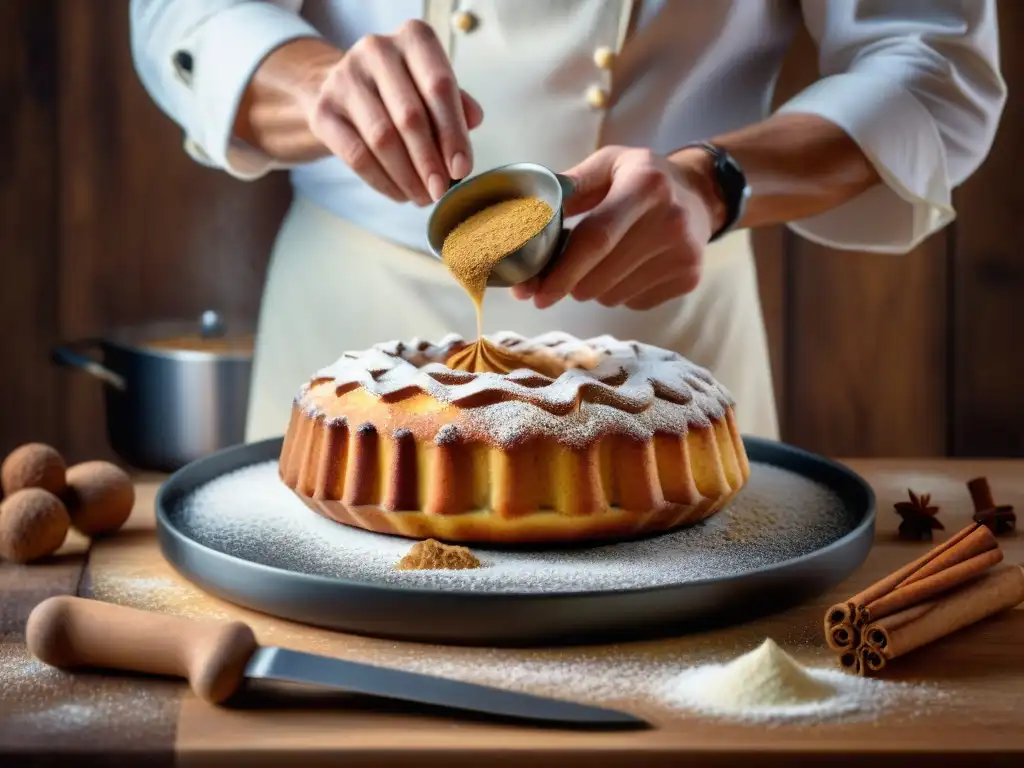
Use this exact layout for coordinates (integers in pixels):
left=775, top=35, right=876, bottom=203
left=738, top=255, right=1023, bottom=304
left=26, top=596, right=258, bottom=704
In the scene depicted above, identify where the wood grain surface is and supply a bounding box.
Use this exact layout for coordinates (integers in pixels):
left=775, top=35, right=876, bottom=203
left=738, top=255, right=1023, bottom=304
left=3, top=460, right=1021, bottom=766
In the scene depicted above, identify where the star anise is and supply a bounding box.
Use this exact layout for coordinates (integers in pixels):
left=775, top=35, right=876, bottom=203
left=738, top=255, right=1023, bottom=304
left=894, top=489, right=944, bottom=541
left=974, top=505, right=1016, bottom=536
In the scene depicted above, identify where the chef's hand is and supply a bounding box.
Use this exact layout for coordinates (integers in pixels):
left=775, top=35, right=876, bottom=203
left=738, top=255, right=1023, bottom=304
left=512, top=146, right=726, bottom=310
left=308, top=20, right=483, bottom=205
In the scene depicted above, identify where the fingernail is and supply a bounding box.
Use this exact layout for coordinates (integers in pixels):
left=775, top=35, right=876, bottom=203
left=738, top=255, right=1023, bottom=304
left=427, top=174, right=446, bottom=202
left=450, top=152, right=470, bottom=180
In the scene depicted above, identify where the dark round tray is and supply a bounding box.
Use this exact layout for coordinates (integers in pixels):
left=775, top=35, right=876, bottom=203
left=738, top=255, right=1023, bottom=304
left=155, top=436, right=875, bottom=646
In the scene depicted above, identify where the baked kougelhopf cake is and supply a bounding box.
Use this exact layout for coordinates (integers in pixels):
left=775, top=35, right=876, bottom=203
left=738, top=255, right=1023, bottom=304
left=279, top=332, right=750, bottom=544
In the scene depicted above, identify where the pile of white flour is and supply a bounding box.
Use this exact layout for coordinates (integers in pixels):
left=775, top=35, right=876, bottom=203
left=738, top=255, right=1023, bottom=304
left=658, top=638, right=913, bottom=722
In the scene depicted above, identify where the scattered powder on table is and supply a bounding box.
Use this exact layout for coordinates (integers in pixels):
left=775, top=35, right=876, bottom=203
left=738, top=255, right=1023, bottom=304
left=396, top=538, right=481, bottom=571
left=88, top=572, right=231, bottom=620
left=366, top=640, right=944, bottom=726
left=176, top=461, right=858, bottom=593
left=0, top=638, right=178, bottom=742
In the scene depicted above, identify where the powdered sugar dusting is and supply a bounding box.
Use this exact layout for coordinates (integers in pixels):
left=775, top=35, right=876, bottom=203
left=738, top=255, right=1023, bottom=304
left=303, top=331, right=733, bottom=448
left=0, top=638, right=177, bottom=740
left=352, top=642, right=941, bottom=725
left=176, top=460, right=858, bottom=593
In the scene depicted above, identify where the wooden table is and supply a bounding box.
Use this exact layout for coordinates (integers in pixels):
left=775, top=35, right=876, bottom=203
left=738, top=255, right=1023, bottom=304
left=2, top=459, right=1023, bottom=767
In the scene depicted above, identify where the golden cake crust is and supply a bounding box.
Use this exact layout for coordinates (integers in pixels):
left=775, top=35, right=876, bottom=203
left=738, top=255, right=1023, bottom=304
left=279, top=332, right=750, bottom=544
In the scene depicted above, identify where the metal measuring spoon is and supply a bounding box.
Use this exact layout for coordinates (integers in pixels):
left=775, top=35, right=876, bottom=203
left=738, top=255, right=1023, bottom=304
left=428, top=163, right=576, bottom=288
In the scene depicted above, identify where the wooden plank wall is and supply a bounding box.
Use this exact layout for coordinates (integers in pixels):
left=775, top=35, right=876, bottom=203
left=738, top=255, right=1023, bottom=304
left=950, top=1, right=1024, bottom=458
left=0, top=1, right=62, bottom=453
left=55, top=1, right=291, bottom=463
left=757, top=24, right=954, bottom=458
left=0, top=0, right=1020, bottom=463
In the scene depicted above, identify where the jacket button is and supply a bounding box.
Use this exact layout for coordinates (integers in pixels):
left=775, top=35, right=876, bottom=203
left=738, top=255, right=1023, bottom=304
left=585, top=86, right=609, bottom=109
left=451, top=11, right=477, bottom=32
left=593, top=46, right=615, bottom=70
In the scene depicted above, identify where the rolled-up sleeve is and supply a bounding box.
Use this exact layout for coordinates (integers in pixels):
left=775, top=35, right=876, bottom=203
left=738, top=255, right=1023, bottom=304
left=777, top=0, right=1006, bottom=253
left=129, top=0, right=322, bottom=180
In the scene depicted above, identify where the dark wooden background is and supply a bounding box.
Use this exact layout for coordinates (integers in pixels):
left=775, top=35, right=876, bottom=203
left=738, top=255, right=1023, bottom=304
left=2, top=0, right=1021, bottom=464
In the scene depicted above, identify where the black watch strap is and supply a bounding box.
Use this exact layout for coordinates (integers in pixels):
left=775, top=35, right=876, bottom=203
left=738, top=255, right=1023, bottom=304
left=683, top=141, right=750, bottom=242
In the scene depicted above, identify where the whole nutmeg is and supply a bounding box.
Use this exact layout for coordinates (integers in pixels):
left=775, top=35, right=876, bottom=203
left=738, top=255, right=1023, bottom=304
left=64, top=461, right=135, bottom=537
left=1, top=443, right=67, bottom=497
left=0, top=488, right=71, bottom=563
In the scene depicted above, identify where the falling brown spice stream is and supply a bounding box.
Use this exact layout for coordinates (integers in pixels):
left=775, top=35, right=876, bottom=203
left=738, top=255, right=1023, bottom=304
left=441, top=197, right=553, bottom=374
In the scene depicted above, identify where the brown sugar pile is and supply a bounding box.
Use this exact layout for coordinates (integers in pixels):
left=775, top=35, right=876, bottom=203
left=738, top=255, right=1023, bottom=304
left=396, top=539, right=482, bottom=571
left=444, top=336, right=566, bottom=378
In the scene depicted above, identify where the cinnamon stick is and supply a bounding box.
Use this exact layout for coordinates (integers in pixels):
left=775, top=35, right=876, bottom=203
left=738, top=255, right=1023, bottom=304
left=894, top=524, right=998, bottom=588
left=860, top=564, right=1024, bottom=672
left=823, top=523, right=987, bottom=638
left=825, top=618, right=859, bottom=652
left=967, top=477, right=995, bottom=512
left=863, top=548, right=1003, bottom=622
left=838, top=648, right=862, bottom=676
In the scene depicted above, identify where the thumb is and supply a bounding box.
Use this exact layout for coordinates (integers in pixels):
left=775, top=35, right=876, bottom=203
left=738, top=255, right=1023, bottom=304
left=560, top=147, right=618, bottom=217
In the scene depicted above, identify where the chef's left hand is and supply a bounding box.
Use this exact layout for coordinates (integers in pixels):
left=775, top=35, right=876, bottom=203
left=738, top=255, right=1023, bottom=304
left=512, top=146, right=725, bottom=310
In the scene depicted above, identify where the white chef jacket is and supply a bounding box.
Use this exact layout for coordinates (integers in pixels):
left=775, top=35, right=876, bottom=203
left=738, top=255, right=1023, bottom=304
left=129, top=0, right=1005, bottom=255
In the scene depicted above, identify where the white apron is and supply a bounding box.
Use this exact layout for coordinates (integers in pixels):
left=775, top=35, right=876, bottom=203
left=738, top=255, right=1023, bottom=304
left=244, top=0, right=779, bottom=442
left=245, top=198, right=778, bottom=442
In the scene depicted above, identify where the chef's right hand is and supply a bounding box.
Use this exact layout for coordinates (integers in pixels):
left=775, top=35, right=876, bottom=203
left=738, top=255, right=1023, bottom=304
left=307, top=20, right=483, bottom=205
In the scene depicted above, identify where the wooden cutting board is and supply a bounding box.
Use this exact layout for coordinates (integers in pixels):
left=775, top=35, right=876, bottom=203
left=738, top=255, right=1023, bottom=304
left=81, top=460, right=1024, bottom=766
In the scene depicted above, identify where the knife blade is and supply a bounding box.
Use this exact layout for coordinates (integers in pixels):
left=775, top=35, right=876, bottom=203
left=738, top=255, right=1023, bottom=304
left=244, top=645, right=644, bottom=726
left=25, top=596, right=647, bottom=729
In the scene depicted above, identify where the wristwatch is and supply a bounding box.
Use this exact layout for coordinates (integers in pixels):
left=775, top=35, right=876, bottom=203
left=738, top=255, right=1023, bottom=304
left=683, top=141, right=751, bottom=242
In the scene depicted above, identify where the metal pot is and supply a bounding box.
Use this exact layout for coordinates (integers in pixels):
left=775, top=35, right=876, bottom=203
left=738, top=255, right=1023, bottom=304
left=52, top=311, right=254, bottom=472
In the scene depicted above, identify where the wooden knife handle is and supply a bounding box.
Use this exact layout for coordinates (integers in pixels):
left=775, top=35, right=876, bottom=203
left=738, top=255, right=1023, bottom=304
left=26, top=595, right=258, bottom=704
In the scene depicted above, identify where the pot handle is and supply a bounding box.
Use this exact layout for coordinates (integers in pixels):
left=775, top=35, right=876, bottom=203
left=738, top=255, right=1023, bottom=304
left=52, top=341, right=126, bottom=391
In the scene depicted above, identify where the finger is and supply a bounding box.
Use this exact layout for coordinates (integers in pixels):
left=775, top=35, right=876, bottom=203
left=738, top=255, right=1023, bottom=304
left=397, top=20, right=474, bottom=181
left=533, top=174, right=657, bottom=308
left=510, top=278, right=539, bottom=301
left=367, top=46, right=450, bottom=201
left=624, top=273, right=701, bottom=310
left=594, top=253, right=689, bottom=307
left=569, top=209, right=666, bottom=302
left=336, top=67, right=431, bottom=205
left=461, top=90, right=484, bottom=131
left=559, top=146, right=621, bottom=217
left=310, top=102, right=406, bottom=201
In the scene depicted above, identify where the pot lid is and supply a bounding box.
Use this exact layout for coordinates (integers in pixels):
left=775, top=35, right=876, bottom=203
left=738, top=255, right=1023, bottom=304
left=98, top=311, right=255, bottom=359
